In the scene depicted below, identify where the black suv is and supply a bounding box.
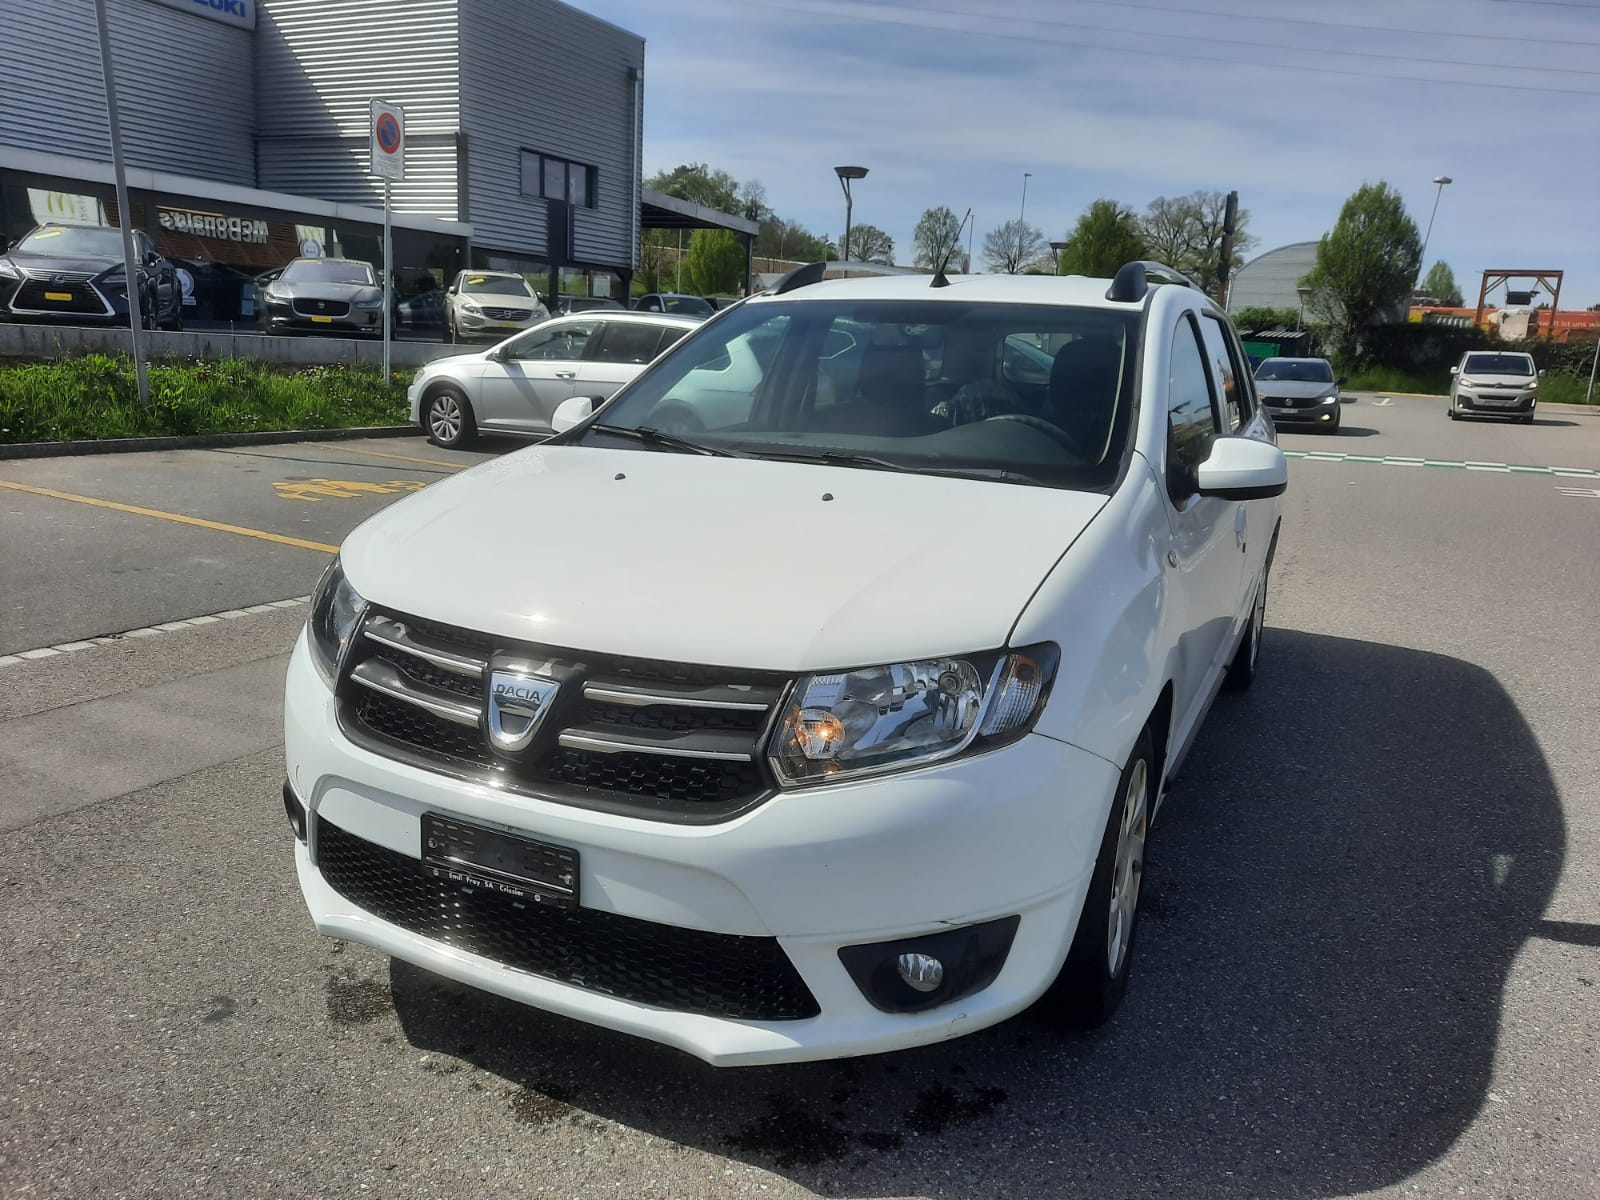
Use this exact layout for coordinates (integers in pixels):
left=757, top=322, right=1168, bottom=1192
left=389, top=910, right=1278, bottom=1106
left=0, top=223, right=182, bottom=330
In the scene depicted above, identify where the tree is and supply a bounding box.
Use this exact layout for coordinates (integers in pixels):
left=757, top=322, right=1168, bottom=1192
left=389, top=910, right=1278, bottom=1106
left=1140, top=191, right=1255, bottom=292
left=983, top=219, right=1046, bottom=274
left=1421, top=260, right=1463, bottom=306
left=841, top=223, right=894, bottom=265
left=683, top=229, right=746, bottom=295
left=647, top=163, right=741, bottom=212
left=912, top=206, right=963, bottom=271
left=1057, top=200, right=1147, bottom=278
left=738, top=179, right=770, bottom=224
left=1299, top=182, right=1422, bottom=356
left=1232, top=306, right=1302, bottom=333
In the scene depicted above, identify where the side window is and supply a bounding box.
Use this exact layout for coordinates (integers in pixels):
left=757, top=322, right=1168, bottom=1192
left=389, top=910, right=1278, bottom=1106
left=592, top=321, right=664, bottom=365
left=505, top=321, right=594, bottom=361
left=655, top=326, right=689, bottom=354
left=1197, top=314, right=1244, bottom=431
left=1218, top=318, right=1257, bottom=423
left=1168, top=315, right=1219, bottom=495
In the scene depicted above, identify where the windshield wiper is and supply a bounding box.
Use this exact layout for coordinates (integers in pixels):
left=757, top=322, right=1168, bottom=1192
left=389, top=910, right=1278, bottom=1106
left=757, top=448, right=1046, bottom=485
left=586, top=423, right=746, bottom=457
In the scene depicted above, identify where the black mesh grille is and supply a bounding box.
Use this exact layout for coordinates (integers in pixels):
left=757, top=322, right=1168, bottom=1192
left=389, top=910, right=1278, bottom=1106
left=581, top=700, right=767, bottom=734
left=371, top=644, right=481, bottom=699
left=15, top=281, right=107, bottom=314
left=314, top=816, right=818, bottom=1021
left=534, top=747, right=763, bottom=804
left=354, top=690, right=492, bottom=767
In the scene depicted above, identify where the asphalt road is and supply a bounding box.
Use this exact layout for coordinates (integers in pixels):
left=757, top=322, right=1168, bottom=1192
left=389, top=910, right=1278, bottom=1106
left=2, top=396, right=1598, bottom=1198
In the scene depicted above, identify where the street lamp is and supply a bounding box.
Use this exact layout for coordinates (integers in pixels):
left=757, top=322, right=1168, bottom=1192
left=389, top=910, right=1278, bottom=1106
left=1050, top=239, right=1070, bottom=273
left=1020, top=172, right=1032, bottom=223
left=1416, top=174, right=1453, bottom=291
left=835, top=165, right=868, bottom=263
left=1296, top=285, right=1312, bottom=332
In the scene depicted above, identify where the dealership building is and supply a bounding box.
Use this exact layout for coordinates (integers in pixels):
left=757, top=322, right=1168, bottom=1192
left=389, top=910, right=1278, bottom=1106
left=0, top=0, right=649, bottom=323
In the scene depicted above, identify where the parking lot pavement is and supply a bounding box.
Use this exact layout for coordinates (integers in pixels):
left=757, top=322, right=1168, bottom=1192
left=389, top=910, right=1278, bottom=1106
left=2, top=401, right=1599, bottom=1197
left=0, top=436, right=494, bottom=654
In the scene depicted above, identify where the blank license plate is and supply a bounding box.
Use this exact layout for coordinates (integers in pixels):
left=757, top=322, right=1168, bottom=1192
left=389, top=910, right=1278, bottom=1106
left=421, top=813, right=579, bottom=908
left=44, top=291, right=72, bottom=301
left=310, top=315, right=333, bottom=324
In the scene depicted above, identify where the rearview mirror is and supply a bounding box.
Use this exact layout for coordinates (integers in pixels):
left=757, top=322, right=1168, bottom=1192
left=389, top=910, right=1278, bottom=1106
left=551, top=395, right=596, bottom=433
left=1450, top=365, right=1460, bottom=375
left=1336, top=375, right=1348, bottom=386
left=1196, top=437, right=1288, bottom=501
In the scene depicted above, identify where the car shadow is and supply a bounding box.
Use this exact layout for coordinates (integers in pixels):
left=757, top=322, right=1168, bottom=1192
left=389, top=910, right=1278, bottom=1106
left=388, top=630, right=1563, bottom=1199
left=1531, top=418, right=1580, bottom=428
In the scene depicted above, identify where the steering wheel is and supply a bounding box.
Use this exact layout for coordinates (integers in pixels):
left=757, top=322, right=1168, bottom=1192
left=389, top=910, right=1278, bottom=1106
left=981, top=412, right=1088, bottom=457
left=647, top=402, right=705, bottom=436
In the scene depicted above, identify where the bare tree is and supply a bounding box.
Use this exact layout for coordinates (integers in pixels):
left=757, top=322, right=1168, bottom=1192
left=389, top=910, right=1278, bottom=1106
left=912, top=206, right=964, bottom=271
left=1139, top=191, right=1255, bottom=290
left=983, top=219, right=1046, bottom=274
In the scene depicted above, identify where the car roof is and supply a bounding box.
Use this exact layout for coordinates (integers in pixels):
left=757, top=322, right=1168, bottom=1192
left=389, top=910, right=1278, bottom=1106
left=287, top=256, right=370, bottom=267
left=744, top=272, right=1148, bottom=310
left=459, top=269, right=525, bottom=278
left=565, top=311, right=700, bottom=328
left=1260, top=356, right=1330, bottom=365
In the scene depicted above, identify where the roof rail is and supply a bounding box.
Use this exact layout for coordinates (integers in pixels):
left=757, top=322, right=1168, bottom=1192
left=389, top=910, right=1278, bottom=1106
left=772, top=261, right=828, bottom=295
left=1105, top=260, right=1203, bottom=303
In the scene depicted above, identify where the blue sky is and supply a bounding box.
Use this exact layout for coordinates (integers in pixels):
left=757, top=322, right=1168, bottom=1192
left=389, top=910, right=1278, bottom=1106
left=570, top=0, right=1600, bottom=306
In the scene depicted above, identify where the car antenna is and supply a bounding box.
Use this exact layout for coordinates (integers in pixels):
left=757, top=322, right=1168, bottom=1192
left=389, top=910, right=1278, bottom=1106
left=930, top=209, right=972, bottom=289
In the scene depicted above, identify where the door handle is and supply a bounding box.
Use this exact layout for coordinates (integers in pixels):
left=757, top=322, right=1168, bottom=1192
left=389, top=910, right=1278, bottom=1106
left=1235, top=505, right=1248, bottom=552
left=555, top=370, right=576, bottom=379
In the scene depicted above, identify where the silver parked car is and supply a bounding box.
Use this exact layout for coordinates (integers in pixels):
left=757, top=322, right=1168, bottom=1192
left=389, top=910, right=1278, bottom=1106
left=1449, top=351, right=1541, bottom=423
left=445, top=270, right=550, bottom=342
left=407, top=312, right=699, bottom=448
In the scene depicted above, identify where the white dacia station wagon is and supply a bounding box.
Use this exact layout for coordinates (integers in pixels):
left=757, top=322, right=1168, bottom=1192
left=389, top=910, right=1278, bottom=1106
left=283, top=261, right=1287, bottom=1066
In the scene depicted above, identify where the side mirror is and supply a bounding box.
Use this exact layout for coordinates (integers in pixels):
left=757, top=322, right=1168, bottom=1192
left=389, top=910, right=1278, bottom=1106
left=1449, top=365, right=1460, bottom=375
left=1196, top=437, right=1288, bottom=501
left=1336, top=375, right=1348, bottom=386
left=1539, top=368, right=1547, bottom=378
left=551, top=396, right=596, bottom=433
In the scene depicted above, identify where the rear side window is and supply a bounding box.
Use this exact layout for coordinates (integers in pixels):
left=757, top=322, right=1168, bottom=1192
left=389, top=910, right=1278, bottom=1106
left=656, top=326, right=690, bottom=354
left=1168, top=315, right=1219, bottom=492
left=593, top=321, right=665, bottom=365
left=1197, top=314, right=1244, bottom=431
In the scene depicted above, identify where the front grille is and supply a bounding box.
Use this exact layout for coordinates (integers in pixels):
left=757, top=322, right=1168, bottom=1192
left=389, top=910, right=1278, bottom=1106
left=293, top=298, right=350, bottom=317
left=13, top=280, right=109, bottom=314
left=481, top=306, right=532, bottom=321
left=337, top=609, right=788, bottom=822
left=314, top=815, right=819, bottom=1020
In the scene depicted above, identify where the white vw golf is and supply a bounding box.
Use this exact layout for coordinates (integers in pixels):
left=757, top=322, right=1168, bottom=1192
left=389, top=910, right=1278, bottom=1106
left=285, top=262, right=1287, bottom=1065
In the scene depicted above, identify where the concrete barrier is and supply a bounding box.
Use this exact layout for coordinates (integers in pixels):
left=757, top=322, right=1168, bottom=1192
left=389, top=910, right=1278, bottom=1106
left=0, top=322, right=464, bottom=370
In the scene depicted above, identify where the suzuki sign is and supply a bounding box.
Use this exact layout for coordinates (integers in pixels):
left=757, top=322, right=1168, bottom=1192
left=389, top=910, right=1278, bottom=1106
left=141, top=0, right=256, bottom=31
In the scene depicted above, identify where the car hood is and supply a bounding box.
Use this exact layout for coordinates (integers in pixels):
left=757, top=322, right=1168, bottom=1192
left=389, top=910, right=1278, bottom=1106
left=1461, top=372, right=1535, bottom=388
left=276, top=281, right=381, bottom=302
left=3, top=250, right=120, bottom=275
left=1255, top=379, right=1337, bottom=399
left=341, top=447, right=1106, bottom=672
left=459, top=294, right=543, bottom=313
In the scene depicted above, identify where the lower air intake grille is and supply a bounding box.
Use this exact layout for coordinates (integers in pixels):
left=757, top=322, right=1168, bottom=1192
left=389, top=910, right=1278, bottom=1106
left=314, top=816, right=819, bottom=1021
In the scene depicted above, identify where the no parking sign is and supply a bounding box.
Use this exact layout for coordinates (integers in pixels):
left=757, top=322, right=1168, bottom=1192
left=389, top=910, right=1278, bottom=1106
left=370, top=100, right=405, bottom=181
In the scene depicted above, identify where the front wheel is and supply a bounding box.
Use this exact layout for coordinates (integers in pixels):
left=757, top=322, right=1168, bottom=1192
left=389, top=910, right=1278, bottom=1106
left=423, top=386, right=476, bottom=449
left=1039, top=727, right=1154, bottom=1026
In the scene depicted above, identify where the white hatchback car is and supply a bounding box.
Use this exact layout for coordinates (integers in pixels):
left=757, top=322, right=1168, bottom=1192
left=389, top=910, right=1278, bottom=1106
left=409, top=312, right=699, bottom=447
left=288, top=262, right=1286, bottom=1066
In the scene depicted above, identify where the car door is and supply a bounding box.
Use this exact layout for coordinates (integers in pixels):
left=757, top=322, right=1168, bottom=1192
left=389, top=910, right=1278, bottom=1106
left=473, top=319, right=595, bottom=432
left=1162, top=311, right=1244, bottom=742
left=1197, top=311, right=1270, bottom=628
left=570, top=320, right=678, bottom=401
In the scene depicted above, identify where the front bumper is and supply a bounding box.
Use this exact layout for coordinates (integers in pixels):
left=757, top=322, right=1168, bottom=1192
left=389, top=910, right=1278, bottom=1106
left=283, top=632, right=1118, bottom=1065
left=1456, top=391, right=1536, bottom=414
left=1263, top=396, right=1339, bottom=424
left=263, top=306, right=382, bottom=336
left=0, top=272, right=119, bottom=322
left=455, top=308, right=544, bottom=338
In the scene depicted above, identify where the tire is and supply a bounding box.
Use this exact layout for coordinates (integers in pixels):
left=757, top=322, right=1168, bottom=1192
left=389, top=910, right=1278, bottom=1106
left=1323, top=412, right=1340, bottom=435
left=423, top=385, right=476, bottom=449
left=1224, top=564, right=1268, bottom=692
left=447, top=317, right=458, bottom=345
left=1039, top=727, right=1154, bottom=1027
left=1448, top=407, right=1459, bottom=420
left=1518, top=414, right=1534, bottom=425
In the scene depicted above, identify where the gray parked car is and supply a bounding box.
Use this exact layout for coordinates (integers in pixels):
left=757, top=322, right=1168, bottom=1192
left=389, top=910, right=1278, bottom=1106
left=1254, top=357, right=1346, bottom=434
left=258, top=257, right=385, bottom=337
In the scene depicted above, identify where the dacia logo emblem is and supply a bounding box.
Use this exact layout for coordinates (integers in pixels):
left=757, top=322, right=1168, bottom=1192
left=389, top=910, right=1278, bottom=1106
left=486, top=669, right=559, bottom=753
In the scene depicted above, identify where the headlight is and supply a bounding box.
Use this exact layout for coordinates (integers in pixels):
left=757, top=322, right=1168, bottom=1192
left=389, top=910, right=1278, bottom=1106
left=101, top=269, right=126, bottom=287
left=354, top=297, right=385, bottom=310
left=1459, top=377, right=1475, bottom=389
left=0, top=260, right=18, bottom=279
left=460, top=301, right=482, bottom=313
left=769, top=645, right=1058, bottom=786
left=307, top=558, right=366, bottom=686
left=1528, top=377, right=1539, bottom=390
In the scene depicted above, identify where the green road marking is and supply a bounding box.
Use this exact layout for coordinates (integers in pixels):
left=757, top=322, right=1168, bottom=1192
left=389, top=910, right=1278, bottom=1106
left=1283, top=449, right=1598, bottom=477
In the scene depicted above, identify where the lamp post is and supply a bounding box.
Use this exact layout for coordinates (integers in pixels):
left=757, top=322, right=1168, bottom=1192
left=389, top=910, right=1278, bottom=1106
left=1020, top=172, right=1032, bottom=223
left=1296, top=285, right=1312, bottom=332
left=1050, top=240, right=1069, bottom=274
left=1416, top=174, right=1452, bottom=291
left=834, top=165, right=868, bottom=263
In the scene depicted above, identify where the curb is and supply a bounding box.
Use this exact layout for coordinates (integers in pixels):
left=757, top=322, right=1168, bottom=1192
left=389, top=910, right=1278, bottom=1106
left=0, top=424, right=417, bottom=460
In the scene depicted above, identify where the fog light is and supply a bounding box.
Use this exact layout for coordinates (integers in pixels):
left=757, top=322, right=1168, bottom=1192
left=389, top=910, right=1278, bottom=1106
left=897, top=953, right=944, bottom=992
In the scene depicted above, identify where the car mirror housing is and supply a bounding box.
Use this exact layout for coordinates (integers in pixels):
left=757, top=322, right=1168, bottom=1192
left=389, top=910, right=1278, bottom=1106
left=1336, top=375, right=1348, bottom=386
left=1450, top=365, right=1460, bottom=375
left=1196, top=437, right=1288, bottom=501
left=551, top=396, right=596, bottom=433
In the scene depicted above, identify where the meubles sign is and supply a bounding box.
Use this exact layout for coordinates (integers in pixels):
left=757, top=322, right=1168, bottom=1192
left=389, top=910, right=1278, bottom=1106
left=142, top=0, right=256, bottom=32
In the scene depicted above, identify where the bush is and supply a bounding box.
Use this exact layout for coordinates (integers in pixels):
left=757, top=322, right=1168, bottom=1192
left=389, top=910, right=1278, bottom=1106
left=0, top=355, right=409, bottom=444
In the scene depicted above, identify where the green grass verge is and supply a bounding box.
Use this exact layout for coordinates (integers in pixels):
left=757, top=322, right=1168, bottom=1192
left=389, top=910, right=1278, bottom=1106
left=1338, top=366, right=1595, bottom=405
left=1540, top=376, right=1594, bottom=406
left=0, top=354, right=410, bottom=444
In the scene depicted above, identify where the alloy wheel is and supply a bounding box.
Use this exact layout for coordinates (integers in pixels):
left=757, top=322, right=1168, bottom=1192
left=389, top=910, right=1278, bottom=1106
left=429, top=394, right=462, bottom=443
left=1106, top=757, right=1149, bottom=976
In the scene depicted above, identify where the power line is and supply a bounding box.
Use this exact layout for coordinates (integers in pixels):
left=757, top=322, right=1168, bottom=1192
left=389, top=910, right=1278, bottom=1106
left=740, top=0, right=1600, bottom=98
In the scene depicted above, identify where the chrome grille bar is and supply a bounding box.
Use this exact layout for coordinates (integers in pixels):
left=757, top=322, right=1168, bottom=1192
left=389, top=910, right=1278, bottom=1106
left=350, top=658, right=481, bottom=728
left=558, top=728, right=756, bottom=762
left=582, top=681, right=776, bottom=712
left=364, top=615, right=485, bottom=678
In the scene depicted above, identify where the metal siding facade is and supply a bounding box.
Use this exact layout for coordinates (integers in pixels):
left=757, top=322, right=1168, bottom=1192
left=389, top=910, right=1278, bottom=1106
left=255, top=0, right=461, bottom=217
left=459, top=0, right=642, bottom=268
left=1227, top=242, right=1320, bottom=314
left=0, top=0, right=254, bottom=185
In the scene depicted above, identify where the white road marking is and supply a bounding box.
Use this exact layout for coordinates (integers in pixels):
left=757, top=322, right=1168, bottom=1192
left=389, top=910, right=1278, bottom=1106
left=0, top=596, right=312, bottom=669
left=1556, top=487, right=1600, bottom=499
left=1373, top=396, right=1394, bottom=407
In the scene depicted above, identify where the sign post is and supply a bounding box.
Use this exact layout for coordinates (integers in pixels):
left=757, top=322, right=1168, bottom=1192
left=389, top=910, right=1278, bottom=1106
left=370, top=100, right=405, bottom=382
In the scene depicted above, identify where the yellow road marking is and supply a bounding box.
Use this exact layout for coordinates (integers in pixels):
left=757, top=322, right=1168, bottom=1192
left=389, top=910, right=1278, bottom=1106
left=320, top=443, right=466, bottom=470
left=274, top=478, right=426, bottom=502
left=0, top=479, right=337, bottom=553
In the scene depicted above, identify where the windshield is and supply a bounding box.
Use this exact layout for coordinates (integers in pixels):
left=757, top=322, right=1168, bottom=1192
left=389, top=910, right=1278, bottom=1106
left=1463, top=354, right=1534, bottom=376
left=462, top=274, right=537, bottom=298
left=579, top=299, right=1140, bottom=490
left=282, top=259, right=376, bottom=285
left=17, top=226, right=125, bottom=257
left=1255, top=358, right=1334, bottom=383
left=659, top=295, right=714, bottom=316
